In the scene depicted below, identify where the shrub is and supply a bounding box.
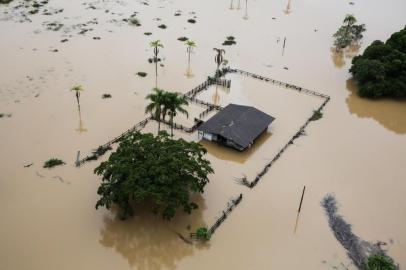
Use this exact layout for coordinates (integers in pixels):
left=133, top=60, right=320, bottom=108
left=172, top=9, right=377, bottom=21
left=43, top=158, right=65, bottom=168
left=367, top=253, right=397, bottom=270
left=196, top=227, right=211, bottom=241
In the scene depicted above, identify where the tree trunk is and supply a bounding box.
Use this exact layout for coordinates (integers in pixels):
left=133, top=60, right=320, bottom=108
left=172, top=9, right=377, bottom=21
left=170, top=116, right=174, bottom=137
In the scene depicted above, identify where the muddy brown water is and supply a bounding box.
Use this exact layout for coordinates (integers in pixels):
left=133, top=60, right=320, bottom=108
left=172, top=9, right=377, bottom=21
left=1, top=0, right=405, bottom=269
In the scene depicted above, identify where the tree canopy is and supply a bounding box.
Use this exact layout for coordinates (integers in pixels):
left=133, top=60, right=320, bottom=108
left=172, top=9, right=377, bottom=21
left=94, top=131, right=213, bottom=220
left=333, top=14, right=366, bottom=50
left=350, top=26, right=406, bottom=98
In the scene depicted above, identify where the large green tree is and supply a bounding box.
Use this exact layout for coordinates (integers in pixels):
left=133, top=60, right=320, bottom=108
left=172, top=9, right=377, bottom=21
left=94, top=131, right=213, bottom=220
left=350, top=26, right=406, bottom=98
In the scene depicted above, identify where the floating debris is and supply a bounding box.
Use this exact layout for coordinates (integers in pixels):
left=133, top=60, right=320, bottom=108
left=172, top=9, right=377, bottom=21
left=144, top=32, right=152, bottom=35
left=60, top=39, right=69, bottom=43
left=187, top=18, right=196, bottom=24
left=158, top=24, right=167, bottom=29
left=102, top=93, right=112, bottom=99
left=93, top=36, right=101, bottom=40
left=23, top=163, right=33, bottom=168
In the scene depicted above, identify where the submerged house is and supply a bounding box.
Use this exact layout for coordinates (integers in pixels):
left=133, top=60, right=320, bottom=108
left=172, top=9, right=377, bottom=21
left=197, top=104, right=275, bottom=151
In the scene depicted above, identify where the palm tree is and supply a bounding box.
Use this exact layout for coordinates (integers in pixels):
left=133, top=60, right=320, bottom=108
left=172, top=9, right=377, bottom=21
left=165, top=92, right=189, bottom=137
left=185, top=40, right=196, bottom=77
left=150, top=40, right=164, bottom=87
left=71, top=84, right=83, bottom=108
left=213, top=48, right=225, bottom=74
left=145, top=88, right=165, bottom=133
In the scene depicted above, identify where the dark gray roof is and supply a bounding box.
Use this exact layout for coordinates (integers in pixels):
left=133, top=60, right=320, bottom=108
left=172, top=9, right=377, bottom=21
left=198, top=104, right=275, bottom=149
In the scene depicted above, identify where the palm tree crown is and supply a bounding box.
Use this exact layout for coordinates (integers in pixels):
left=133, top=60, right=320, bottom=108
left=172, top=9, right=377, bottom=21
left=145, top=88, right=166, bottom=132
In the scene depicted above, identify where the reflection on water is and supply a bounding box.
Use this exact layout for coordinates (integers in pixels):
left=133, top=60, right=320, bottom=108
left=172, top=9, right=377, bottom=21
left=201, top=131, right=272, bottom=164
left=284, top=0, right=292, bottom=15
left=243, top=0, right=249, bottom=20
left=346, top=79, right=406, bottom=134
left=76, top=106, right=87, bottom=133
left=99, top=195, right=207, bottom=270
left=330, top=44, right=360, bottom=68
left=229, top=0, right=234, bottom=10
left=237, top=0, right=241, bottom=10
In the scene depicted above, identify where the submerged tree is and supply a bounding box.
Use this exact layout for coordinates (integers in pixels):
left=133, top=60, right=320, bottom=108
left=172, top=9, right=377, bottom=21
left=185, top=40, right=196, bottom=77
left=145, top=88, right=166, bottom=133
left=333, top=14, right=366, bottom=50
left=213, top=48, right=225, bottom=74
left=150, top=40, right=164, bottom=87
left=350, top=26, right=406, bottom=98
left=94, top=131, right=213, bottom=220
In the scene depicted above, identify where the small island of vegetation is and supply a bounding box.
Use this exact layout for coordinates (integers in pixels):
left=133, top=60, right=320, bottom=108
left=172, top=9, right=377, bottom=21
left=350, top=26, right=406, bottom=99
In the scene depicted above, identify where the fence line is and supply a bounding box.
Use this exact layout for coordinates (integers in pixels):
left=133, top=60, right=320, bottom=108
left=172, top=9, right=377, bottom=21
left=190, top=194, right=243, bottom=240
left=229, top=68, right=330, bottom=99
left=76, top=117, right=150, bottom=166
left=240, top=96, right=330, bottom=188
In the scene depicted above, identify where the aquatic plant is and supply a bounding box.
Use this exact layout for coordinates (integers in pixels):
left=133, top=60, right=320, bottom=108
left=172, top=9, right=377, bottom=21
left=0, top=0, right=14, bottom=4
left=178, top=36, right=188, bottom=41
left=94, top=131, right=213, bottom=220
left=43, top=158, right=65, bottom=168
left=102, top=94, right=112, bottom=99
left=187, top=19, right=196, bottom=24
left=158, top=24, right=167, bottom=29
left=195, top=227, right=211, bottom=241
left=71, top=84, right=84, bottom=108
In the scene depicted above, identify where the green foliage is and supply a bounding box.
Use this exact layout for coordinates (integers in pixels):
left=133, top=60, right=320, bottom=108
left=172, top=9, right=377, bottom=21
left=333, top=14, right=366, bottom=49
left=0, top=0, right=13, bottom=4
left=137, top=72, right=148, bottom=77
left=94, top=131, right=213, bottom=220
left=310, top=110, right=323, bottom=121
left=350, top=27, right=406, bottom=98
left=196, top=227, right=211, bottom=241
left=43, top=158, right=65, bottom=168
left=367, top=253, right=397, bottom=270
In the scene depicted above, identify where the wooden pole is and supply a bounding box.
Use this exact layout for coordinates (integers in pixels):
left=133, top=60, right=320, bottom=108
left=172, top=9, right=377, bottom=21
left=298, top=185, right=306, bottom=213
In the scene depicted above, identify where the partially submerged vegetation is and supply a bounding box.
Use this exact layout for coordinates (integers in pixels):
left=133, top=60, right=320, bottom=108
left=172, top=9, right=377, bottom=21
left=195, top=227, right=211, bottom=241
left=222, top=36, right=236, bottom=46
left=43, top=158, right=65, bottom=168
left=310, top=110, right=323, bottom=121
left=94, top=131, right=213, bottom=220
left=350, top=26, right=406, bottom=99
left=136, top=71, right=147, bottom=77
left=333, top=14, right=366, bottom=50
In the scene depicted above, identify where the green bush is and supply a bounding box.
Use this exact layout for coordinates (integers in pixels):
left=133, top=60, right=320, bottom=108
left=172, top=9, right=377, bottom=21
left=196, top=227, right=211, bottom=241
left=367, top=253, right=397, bottom=270
left=43, top=158, right=65, bottom=168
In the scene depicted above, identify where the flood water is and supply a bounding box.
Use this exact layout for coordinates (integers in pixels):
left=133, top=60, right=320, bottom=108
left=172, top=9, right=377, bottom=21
left=0, top=0, right=405, bottom=269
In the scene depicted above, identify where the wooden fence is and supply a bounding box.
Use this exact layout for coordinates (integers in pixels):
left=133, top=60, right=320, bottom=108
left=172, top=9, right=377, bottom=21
left=190, top=194, right=243, bottom=240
